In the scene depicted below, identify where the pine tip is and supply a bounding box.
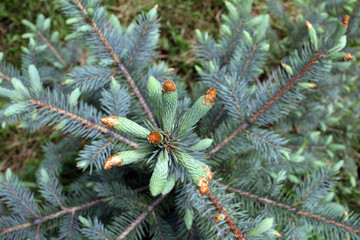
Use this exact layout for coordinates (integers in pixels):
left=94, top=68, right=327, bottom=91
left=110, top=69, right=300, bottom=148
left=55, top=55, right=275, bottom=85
left=341, top=15, right=349, bottom=27
left=148, top=132, right=163, bottom=144
left=203, top=88, right=216, bottom=106
left=203, top=166, right=213, bottom=181
left=162, top=80, right=177, bottom=93
left=308, top=83, right=317, bottom=88
left=198, top=176, right=209, bottom=195
left=215, top=213, right=225, bottom=222
left=343, top=53, right=353, bottom=61
left=306, top=20, right=313, bottom=30
left=100, top=116, right=119, bottom=128
left=104, top=153, right=122, bottom=170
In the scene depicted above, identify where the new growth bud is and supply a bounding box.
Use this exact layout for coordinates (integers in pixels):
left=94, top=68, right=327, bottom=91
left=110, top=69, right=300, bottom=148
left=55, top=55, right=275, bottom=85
left=343, top=53, right=353, bottom=61
left=203, top=88, right=216, bottom=106
left=203, top=166, right=213, bottom=181
left=215, top=213, right=225, bottom=222
left=104, top=153, right=122, bottom=170
left=341, top=15, right=349, bottom=27
left=162, top=80, right=177, bottom=93
left=198, top=176, right=209, bottom=194
left=306, top=21, right=313, bottom=30
left=148, top=132, right=163, bottom=144
left=100, top=116, right=119, bottom=128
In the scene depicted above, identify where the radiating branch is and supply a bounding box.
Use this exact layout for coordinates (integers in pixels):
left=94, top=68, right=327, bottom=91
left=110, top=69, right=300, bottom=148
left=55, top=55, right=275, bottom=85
left=29, top=99, right=138, bottom=147
left=209, top=52, right=322, bottom=156
left=0, top=198, right=104, bottom=236
left=49, top=137, right=79, bottom=172
left=37, top=31, right=67, bottom=68
left=245, top=130, right=279, bottom=150
left=206, top=192, right=246, bottom=240
left=116, top=194, right=167, bottom=240
left=88, top=139, right=115, bottom=165
left=223, top=184, right=360, bottom=235
left=222, top=19, right=244, bottom=65
left=71, top=0, right=158, bottom=128
left=2, top=182, right=39, bottom=218
left=0, top=71, right=11, bottom=82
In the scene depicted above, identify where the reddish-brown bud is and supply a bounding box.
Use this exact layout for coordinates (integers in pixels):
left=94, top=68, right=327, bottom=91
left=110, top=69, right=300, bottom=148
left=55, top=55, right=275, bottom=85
left=203, top=88, right=216, bottom=106
left=203, top=166, right=213, bottom=181
left=275, top=232, right=282, bottom=237
left=198, top=176, right=209, bottom=195
left=148, top=132, right=163, bottom=144
left=104, top=153, right=122, bottom=170
left=100, top=116, right=119, bottom=128
left=306, top=21, right=313, bottom=30
left=308, top=83, right=317, bottom=88
left=344, top=210, right=349, bottom=217
left=162, top=80, right=177, bottom=93
left=215, top=213, right=225, bottom=222
left=343, top=53, right=353, bottom=61
left=341, top=15, right=349, bottom=27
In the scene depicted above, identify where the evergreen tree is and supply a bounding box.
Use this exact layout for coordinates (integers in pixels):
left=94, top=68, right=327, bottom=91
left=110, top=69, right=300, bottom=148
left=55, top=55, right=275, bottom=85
left=0, top=0, right=359, bottom=239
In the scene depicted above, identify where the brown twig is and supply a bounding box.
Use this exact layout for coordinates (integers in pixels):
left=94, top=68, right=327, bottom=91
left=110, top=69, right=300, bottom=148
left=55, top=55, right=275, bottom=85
left=71, top=0, right=158, bottom=129
left=0, top=71, right=11, bottom=82
left=2, top=181, right=39, bottom=218
left=37, top=31, right=67, bottom=68
left=223, top=184, right=360, bottom=235
left=49, top=137, right=79, bottom=172
left=293, top=171, right=329, bottom=207
left=207, top=105, right=225, bottom=137
left=206, top=192, right=246, bottom=240
left=245, top=130, right=279, bottom=150
left=222, top=19, right=244, bottom=65
left=209, top=52, right=322, bottom=156
left=29, top=99, right=138, bottom=147
left=116, top=194, right=167, bottom=240
left=0, top=198, right=104, bottom=236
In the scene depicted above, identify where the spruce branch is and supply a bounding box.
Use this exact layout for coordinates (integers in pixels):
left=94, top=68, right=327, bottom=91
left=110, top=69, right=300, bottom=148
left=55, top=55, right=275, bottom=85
left=29, top=99, right=137, bottom=147
left=115, top=194, right=167, bottom=240
left=151, top=211, right=164, bottom=240
left=1, top=182, right=39, bottom=219
left=0, top=198, right=104, bottom=236
left=87, top=139, right=115, bottom=166
left=48, top=137, right=79, bottom=173
left=205, top=191, right=246, bottom=240
left=223, top=185, right=360, bottom=235
left=37, top=31, right=68, bottom=68
left=0, top=71, right=11, bottom=82
left=239, top=43, right=258, bottom=77
left=209, top=51, right=322, bottom=156
left=245, top=130, right=279, bottom=150
left=222, top=19, right=244, bottom=65
left=71, top=0, right=158, bottom=128
left=206, top=105, right=226, bottom=137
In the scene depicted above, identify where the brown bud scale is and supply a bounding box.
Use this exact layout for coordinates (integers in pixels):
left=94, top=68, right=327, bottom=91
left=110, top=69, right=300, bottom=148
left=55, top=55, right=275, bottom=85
left=162, top=80, right=177, bottom=93
left=148, top=132, right=163, bottom=144
left=104, top=153, right=123, bottom=170
left=343, top=53, right=353, bottom=61
left=341, top=15, right=349, bottom=27
left=215, top=213, right=225, bottom=222
left=203, top=88, right=216, bottom=106
left=198, top=176, right=209, bottom=194
left=308, top=83, right=317, bottom=88
left=100, top=116, right=119, bottom=128
left=203, top=166, right=213, bottom=181
left=306, top=21, right=313, bottom=30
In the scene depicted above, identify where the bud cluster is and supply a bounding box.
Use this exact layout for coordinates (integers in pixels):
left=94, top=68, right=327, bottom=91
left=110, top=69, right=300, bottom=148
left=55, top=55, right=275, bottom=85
left=100, top=77, right=217, bottom=196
